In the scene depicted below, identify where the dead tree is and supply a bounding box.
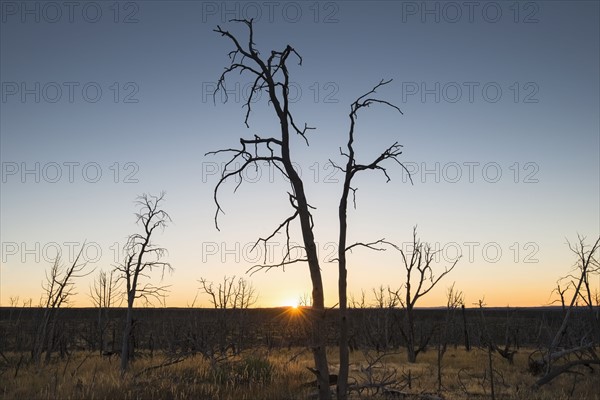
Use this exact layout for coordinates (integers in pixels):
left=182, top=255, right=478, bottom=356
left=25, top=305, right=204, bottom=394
left=350, top=350, right=401, bottom=397
left=530, top=235, right=600, bottom=388
left=476, top=299, right=498, bottom=400
left=115, top=192, right=172, bottom=376
left=208, top=19, right=330, bottom=397
left=89, top=269, right=121, bottom=354
left=367, top=286, right=401, bottom=352
left=331, top=79, right=411, bottom=399
left=32, top=247, right=90, bottom=363
left=198, top=275, right=257, bottom=309
left=437, top=283, right=463, bottom=391
left=567, top=235, right=600, bottom=345
left=394, top=227, right=459, bottom=363
left=197, top=276, right=258, bottom=355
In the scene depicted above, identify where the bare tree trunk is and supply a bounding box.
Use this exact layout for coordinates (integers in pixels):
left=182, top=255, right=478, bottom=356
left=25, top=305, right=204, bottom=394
left=270, top=72, right=330, bottom=396
left=290, top=169, right=330, bottom=399
left=97, top=304, right=103, bottom=354
left=120, top=294, right=134, bottom=376
left=404, top=280, right=418, bottom=364
left=333, top=80, right=406, bottom=398
left=337, top=192, right=350, bottom=399
left=461, top=304, right=470, bottom=351
left=488, top=343, right=496, bottom=400
left=406, top=307, right=417, bottom=363
left=44, top=318, right=56, bottom=363
left=436, top=285, right=462, bottom=392
left=436, top=343, right=443, bottom=392
left=32, top=308, right=52, bottom=362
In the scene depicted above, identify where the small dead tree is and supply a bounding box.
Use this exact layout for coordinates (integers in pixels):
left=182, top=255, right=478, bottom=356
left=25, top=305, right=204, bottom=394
left=349, top=290, right=367, bottom=309
left=350, top=350, right=401, bottom=397
left=477, top=299, right=497, bottom=400
left=298, top=292, right=312, bottom=307
left=199, top=276, right=236, bottom=309
left=331, top=78, right=412, bottom=399
left=89, top=269, right=121, bottom=354
left=394, top=227, right=459, bottom=363
left=32, top=247, right=90, bottom=363
left=372, top=286, right=401, bottom=310
left=208, top=19, right=330, bottom=396
left=233, top=276, right=258, bottom=309
left=437, top=283, right=463, bottom=391
left=196, top=276, right=258, bottom=365
left=368, top=286, right=401, bottom=352
left=530, top=235, right=600, bottom=388
left=550, top=282, right=569, bottom=314
left=198, top=275, right=257, bottom=309
left=115, top=192, right=172, bottom=376
left=479, top=302, right=518, bottom=363
left=567, top=235, right=600, bottom=346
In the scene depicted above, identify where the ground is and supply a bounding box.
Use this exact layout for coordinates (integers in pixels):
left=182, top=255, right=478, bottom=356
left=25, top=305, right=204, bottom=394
left=1, top=347, right=598, bottom=399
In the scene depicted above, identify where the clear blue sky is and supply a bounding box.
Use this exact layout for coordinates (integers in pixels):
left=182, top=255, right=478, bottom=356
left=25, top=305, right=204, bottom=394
left=1, top=1, right=598, bottom=307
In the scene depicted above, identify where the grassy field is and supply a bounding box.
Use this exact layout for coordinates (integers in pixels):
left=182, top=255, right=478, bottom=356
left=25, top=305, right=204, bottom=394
left=1, top=347, right=598, bottom=399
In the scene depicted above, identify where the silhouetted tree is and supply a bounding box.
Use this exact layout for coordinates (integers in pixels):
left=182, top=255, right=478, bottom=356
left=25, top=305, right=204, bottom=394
left=198, top=276, right=257, bottom=309
left=115, top=192, right=172, bottom=376
left=32, top=247, right=90, bottom=363
left=195, top=276, right=258, bottom=361
left=394, top=227, right=459, bottom=363
left=208, top=19, right=330, bottom=397
left=89, top=269, right=121, bottom=354
left=332, top=78, right=411, bottom=399
left=531, top=235, right=600, bottom=387
left=437, top=283, right=463, bottom=391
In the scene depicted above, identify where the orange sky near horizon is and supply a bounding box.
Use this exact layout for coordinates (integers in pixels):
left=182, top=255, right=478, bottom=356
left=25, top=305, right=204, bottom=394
left=1, top=252, right=589, bottom=309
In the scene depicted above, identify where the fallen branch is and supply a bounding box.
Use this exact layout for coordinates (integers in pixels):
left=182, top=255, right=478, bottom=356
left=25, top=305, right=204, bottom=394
left=133, top=356, right=188, bottom=378
left=534, top=359, right=600, bottom=387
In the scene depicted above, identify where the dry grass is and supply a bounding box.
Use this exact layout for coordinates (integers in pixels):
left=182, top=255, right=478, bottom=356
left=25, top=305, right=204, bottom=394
left=0, top=347, right=598, bottom=399
left=342, top=347, right=600, bottom=400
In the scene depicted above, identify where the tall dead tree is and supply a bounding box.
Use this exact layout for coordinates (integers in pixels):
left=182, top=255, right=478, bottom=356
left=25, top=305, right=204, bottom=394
left=394, top=227, right=459, bottom=363
left=115, top=192, right=172, bottom=376
left=331, top=79, right=411, bottom=399
left=208, top=19, right=330, bottom=397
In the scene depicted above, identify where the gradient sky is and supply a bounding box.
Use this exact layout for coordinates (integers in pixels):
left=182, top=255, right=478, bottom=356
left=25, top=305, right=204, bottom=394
left=1, top=1, right=599, bottom=308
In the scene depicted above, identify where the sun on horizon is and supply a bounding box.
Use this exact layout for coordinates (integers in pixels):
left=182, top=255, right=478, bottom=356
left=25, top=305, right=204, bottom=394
left=284, top=298, right=299, bottom=309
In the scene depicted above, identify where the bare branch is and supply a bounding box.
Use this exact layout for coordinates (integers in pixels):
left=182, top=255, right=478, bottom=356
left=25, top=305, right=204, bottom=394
left=346, top=238, right=394, bottom=254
